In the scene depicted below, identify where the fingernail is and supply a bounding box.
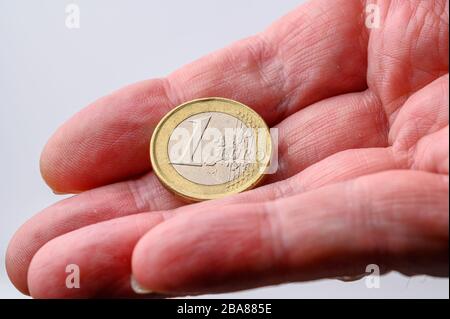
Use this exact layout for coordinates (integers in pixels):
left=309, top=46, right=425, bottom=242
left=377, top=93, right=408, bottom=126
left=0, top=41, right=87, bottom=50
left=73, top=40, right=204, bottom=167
left=130, top=275, right=153, bottom=294
left=335, top=274, right=366, bottom=282
left=52, top=190, right=69, bottom=195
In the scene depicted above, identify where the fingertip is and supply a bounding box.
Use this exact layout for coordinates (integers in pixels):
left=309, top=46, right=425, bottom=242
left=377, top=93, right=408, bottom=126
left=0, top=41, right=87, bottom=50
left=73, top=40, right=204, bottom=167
left=5, top=229, right=31, bottom=296
left=40, top=145, right=60, bottom=194
left=130, top=275, right=153, bottom=295
left=131, top=228, right=169, bottom=294
left=39, top=131, right=81, bottom=194
left=131, top=216, right=206, bottom=295
left=38, top=79, right=168, bottom=193
left=131, top=207, right=271, bottom=295
left=27, top=249, right=52, bottom=299
left=27, top=240, right=75, bottom=299
left=38, top=130, right=96, bottom=195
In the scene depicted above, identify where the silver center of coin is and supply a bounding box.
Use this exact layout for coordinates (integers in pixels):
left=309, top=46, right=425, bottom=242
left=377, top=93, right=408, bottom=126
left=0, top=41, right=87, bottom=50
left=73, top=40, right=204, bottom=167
left=168, top=112, right=255, bottom=186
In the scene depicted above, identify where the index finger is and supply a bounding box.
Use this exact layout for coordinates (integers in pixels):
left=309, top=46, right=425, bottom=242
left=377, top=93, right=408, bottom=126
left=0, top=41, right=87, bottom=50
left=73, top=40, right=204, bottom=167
left=41, top=0, right=369, bottom=193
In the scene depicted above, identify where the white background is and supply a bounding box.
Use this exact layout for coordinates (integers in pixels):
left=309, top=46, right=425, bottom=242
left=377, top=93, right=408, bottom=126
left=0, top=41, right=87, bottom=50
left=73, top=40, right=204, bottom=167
left=0, top=0, right=448, bottom=298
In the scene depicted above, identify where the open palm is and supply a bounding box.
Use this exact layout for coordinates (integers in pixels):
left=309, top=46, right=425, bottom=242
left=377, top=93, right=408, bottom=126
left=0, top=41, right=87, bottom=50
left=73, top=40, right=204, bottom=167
left=7, top=0, right=449, bottom=298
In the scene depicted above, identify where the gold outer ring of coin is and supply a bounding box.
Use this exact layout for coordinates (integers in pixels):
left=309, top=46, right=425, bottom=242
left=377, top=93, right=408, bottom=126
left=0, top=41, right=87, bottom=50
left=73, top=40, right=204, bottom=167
left=150, top=97, right=272, bottom=202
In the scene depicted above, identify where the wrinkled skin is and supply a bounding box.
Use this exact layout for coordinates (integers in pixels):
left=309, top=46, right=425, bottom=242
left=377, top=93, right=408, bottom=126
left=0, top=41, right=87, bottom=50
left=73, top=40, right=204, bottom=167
left=6, top=0, right=449, bottom=298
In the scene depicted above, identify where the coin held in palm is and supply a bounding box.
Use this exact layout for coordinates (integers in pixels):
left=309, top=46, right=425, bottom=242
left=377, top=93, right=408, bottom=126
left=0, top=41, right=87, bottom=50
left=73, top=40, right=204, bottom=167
left=150, top=98, right=272, bottom=201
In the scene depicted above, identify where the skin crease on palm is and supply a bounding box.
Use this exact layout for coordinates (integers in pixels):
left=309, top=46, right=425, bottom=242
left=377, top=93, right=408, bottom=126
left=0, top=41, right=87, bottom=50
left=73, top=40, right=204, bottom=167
left=5, top=0, right=449, bottom=298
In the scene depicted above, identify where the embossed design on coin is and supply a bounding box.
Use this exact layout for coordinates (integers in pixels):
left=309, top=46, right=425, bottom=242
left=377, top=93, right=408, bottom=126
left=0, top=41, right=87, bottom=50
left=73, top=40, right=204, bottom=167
left=168, top=112, right=254, bottom=186
left=150, top=98, right=272, bottom=202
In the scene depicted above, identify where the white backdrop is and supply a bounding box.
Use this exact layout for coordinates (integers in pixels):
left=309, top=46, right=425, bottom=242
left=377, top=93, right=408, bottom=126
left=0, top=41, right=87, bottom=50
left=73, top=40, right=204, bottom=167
left=0, top=0, right=448, bottom=298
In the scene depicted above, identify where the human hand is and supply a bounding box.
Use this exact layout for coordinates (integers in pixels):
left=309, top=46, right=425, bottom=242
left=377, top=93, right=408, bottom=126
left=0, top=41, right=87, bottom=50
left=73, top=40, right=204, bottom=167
left=7, top=0, right=449, bottom=298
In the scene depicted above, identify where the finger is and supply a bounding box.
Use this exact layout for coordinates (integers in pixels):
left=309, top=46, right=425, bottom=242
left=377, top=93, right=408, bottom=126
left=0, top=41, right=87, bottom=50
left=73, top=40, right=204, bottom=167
left=26, top=212, right=169, bottom=298
left=132, top=170, right=449, bottom=295
left=268, top=89, right=386, bottom=182
left=273, top=72, right=449, bottom=181
left=41, top=0, right=369, bottom=193
left=6, top=172, right=184, bottom=295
